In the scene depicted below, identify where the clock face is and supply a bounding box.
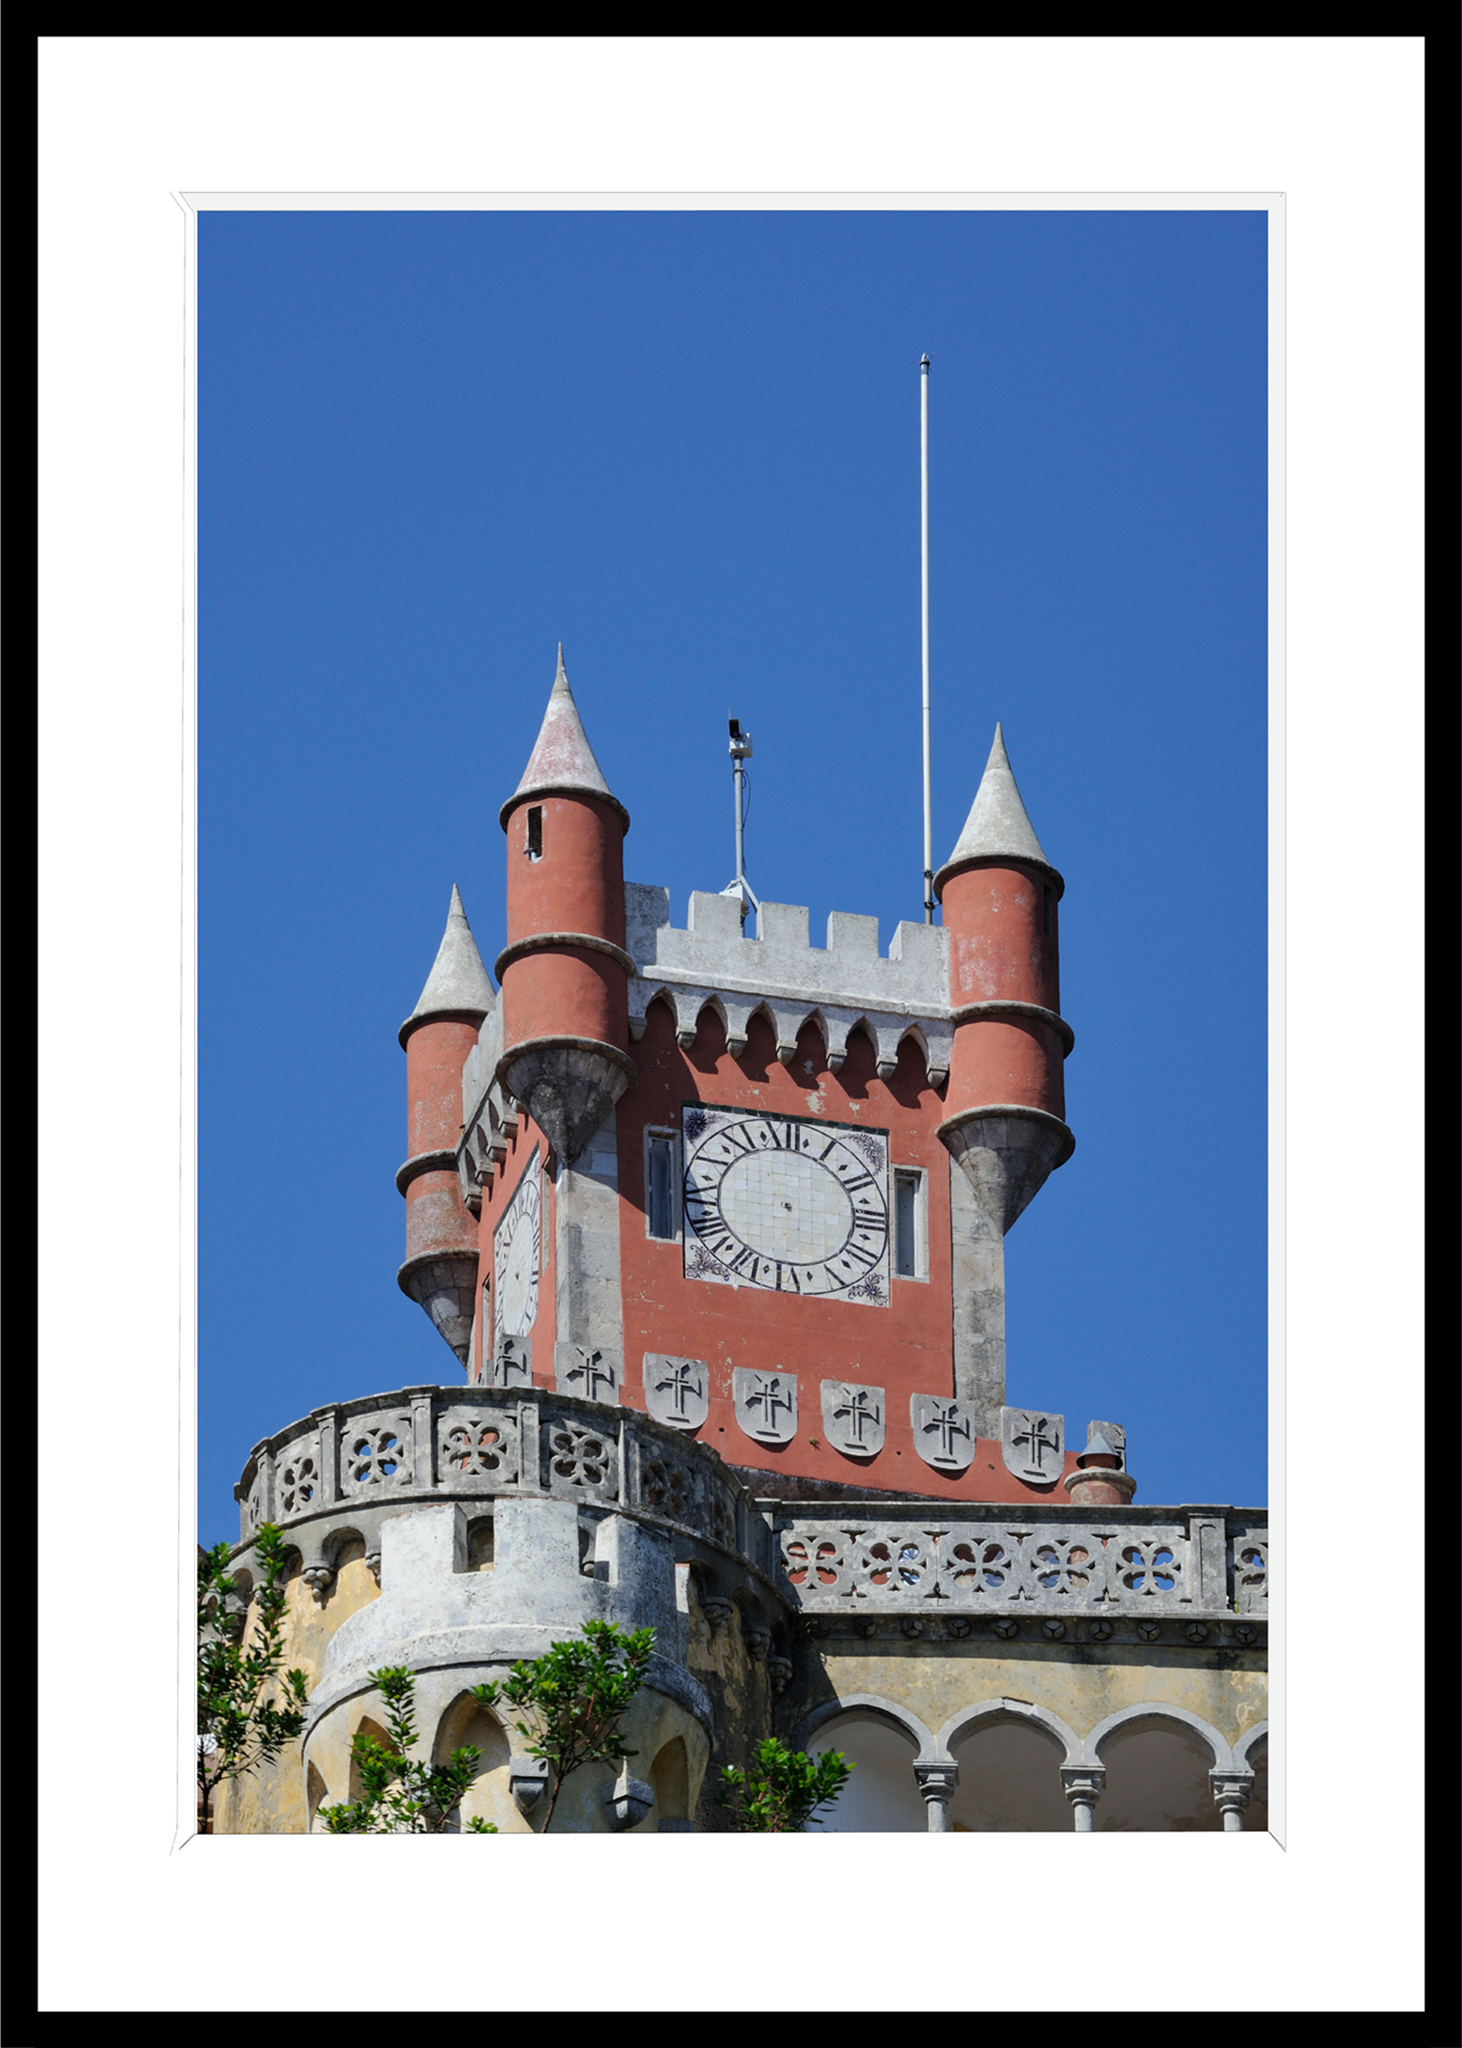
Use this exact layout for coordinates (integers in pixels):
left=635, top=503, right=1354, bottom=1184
left=681, top=1105, right=890, bottom=1305
left=494, top=1152, right=542, bottom=1338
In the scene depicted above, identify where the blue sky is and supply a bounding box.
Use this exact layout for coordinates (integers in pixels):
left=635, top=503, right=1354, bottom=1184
left=199, top=208, right=1267, bottom=1544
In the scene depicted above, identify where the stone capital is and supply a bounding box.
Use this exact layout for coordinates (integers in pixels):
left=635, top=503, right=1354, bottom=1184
left=1210, top=1771, right=1253, bottom=1812
left=913, top=1763, right=959, bottom=1801
left=1061, top=1767, right=1106, bottom=1805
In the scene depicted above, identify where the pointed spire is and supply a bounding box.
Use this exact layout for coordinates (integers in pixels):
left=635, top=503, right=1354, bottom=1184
left=935, top=724, right=1060, bottom=895
left=499, top=646, right=629, bottom=830
left=398, top=884, right=495, bottom=1044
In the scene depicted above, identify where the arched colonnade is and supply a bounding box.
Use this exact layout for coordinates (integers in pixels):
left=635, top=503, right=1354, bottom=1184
left=792, top=1695, right=1269, bottom=1834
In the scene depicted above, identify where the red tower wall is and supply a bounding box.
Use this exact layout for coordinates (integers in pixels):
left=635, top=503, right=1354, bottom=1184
left=500, top=793, right=629, bottom=1059
left=406, top=1018, right=481, bottom=1158
left=609, top=996, right=1076, bottom=1505
left=942, top=859, right=1066, bottom=1123
left=401, top=1017, right=480, bottom=1265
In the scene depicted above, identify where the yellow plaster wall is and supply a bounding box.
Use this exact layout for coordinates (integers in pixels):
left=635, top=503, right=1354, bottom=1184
left=794, top=1637, right=1267, bottom=1753
left=212, top=1544, right=381, bottom=1836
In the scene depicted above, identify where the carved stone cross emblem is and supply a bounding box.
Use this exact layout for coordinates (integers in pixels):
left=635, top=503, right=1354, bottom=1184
left=1002, top=1406, right=1064, bottom=1483
left=909, top=1394, right=977, bottom=1472
left=555, top=1342, right=622, bottom=1405
left=732, top=1367, right=798, bottom=1446
left=643, top=1353, right=709, bottom=1432
left=820, top=1379, right=886, bottom=1458
left=490, top=1333, right=532, bottom=1389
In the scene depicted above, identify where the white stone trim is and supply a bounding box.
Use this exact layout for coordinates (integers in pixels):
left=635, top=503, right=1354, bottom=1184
left=788, top=1693, right=941, bottom=1766
left=1234, top=1720, right=1269, bottom=1767
left=1080, top=1702, right=1236, bottom=1771
left=936, top=1698, right=1082, bottom=1768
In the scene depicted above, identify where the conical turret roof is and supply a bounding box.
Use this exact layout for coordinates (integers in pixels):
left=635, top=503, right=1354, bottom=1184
left=398, top=884, right=495, bottom=1045
left=934, top=724, right=1062, bottom=898
left=499, top=647, right=629, bottom=831
left=1078, top=1429, right=1119, bottom=1465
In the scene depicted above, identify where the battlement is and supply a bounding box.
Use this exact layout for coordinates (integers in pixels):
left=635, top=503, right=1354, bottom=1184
left=625, top=884, right=953, bottom=1082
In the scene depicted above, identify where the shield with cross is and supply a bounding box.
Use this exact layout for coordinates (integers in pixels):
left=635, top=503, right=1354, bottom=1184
left=909, top=1393, right=977, bottom=1472
left=489, top=1333, right=532, bottom=1390
left=643, top=1353, right=709, bottom=1431
left=732, top=1367, right=798, bottom=1445
left=820, top=1378, right=886, bottom=1457
left=555, top=1341, right=623, bottom=1405
left=1001, top=1405, right=1065, bottom=1483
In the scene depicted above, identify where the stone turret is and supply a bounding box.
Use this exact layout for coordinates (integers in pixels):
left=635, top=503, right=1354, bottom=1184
left=496, top=650, right=635, bottom=1165
left=397, top=885, right=493, bottom=1365
left=932, top=728, right=1075, bottom=1427
left=935, top=724, right=1074, bottom=1227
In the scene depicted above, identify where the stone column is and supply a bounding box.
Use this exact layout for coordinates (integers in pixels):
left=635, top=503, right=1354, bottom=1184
left=914, top=1763, right=959, bottom=1833
left=1211, top=1771, right=1253, bottom=1832
left=1061, top=1766, right=1105, bottom=1832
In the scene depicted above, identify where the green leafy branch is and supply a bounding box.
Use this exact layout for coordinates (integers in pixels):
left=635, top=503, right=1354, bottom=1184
left=476, top=1620, right=655, bottom=1832
left=318, top=1668, right=499, bottom=1833
left=716, top=1737, right=854, bottom=1831
left=197, top=1524, right=309, bottom=1822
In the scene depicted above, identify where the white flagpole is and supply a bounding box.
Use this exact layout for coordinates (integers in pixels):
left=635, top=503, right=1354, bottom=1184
left=921, top=354, right=933, bottom=923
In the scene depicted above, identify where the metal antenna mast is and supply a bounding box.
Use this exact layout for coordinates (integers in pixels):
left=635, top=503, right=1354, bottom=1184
left=920, top=353, right=934, bottom=924
left=723, top=717, right=760, bottom=934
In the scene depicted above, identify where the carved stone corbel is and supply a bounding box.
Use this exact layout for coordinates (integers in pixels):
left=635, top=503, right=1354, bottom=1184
left=509, top=1757, right=550, bottom=1817
left=600, top=1766, right=655, bottom=1831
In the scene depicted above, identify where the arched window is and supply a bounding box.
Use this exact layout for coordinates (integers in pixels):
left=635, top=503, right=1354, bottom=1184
left=948, top=1717, right=1070, bottom=1832
left=650, top=1736, right=691, bottom=1831
left=1096, top=1715, right=1223, bottom=1832
left=432, top=1692, right=512, bottom=1833
left=349, top=1717, right=392, bottom=1804
left=807, top=1712, right=925, bottom=1833
left=306, top=1760, right=330, bottom=1832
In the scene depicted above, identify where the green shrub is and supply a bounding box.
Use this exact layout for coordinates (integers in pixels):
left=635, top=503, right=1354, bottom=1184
left=716, top=1737, right=854, bottom=1831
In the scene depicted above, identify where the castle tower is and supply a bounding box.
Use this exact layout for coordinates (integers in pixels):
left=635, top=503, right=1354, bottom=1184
left=396, top=884, right=494, bottom=1363
left=218, top=660, right=1268, bottom=1843
left=496, top=649, right=636, bottom=1167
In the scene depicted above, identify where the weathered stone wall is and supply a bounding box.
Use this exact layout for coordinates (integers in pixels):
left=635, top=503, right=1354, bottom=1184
left=681, top=1587, right=781, bottom=1832
left=213, top=1543, right=381, bottom=1836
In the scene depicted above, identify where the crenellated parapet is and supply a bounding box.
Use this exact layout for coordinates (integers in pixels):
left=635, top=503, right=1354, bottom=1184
left=624, top=885, right=955, bottom=1085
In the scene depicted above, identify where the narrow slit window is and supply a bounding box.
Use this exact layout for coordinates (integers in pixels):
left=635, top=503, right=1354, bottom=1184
left=526, top=807, right=543, bottom=860
left=1042, top=885, right=1054, bottom=938
left=894, top=1170, right=921, bottom=1277
left=647, top=1133, right=677, bottom=1241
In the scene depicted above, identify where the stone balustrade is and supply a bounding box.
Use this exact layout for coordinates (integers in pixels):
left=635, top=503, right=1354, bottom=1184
left=771, top=1503, right=1267, bottom=1635
left=234, top=1385, right=1266, bottom=1647
left=234, top=1382, right=778, bottom=1587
